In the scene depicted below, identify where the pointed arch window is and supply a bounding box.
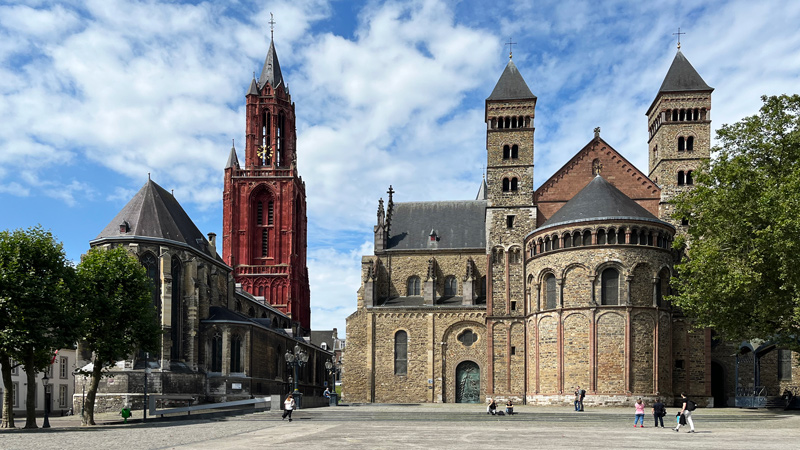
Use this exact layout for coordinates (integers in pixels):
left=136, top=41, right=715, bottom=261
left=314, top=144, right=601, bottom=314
left=394, top=331, right=408, bottom=376
left=170, top=256, right=182, bottom=361
left=140, top=252, right=160, bottom=312
left=211, top=332, right=223, bottom=372
left=601, top=268, right=619, bottom=305
left=407, top=276, right=421, bottom=296
left=231, top=333, right=243, bottom=373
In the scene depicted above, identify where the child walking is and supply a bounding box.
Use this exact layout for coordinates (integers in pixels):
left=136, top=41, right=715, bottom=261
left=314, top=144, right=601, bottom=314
left=634, top=398, right=645, bottom=427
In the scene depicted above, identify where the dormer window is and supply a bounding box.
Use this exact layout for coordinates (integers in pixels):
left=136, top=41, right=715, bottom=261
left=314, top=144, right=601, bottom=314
left=119, top=221, right=129, bottom=233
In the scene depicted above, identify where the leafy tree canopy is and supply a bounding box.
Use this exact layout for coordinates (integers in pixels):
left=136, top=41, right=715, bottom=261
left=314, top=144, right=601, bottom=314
left=76, top=246, right=161, bottom=426
left=0, top=225, right=79, bottom=428
left=670, top=94, right=800, bottom=350
left=77, top=246, right=161, bottom=366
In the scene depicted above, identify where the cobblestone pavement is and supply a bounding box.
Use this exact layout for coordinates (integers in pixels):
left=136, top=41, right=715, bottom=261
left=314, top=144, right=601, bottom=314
left=2, top=404, right=799, bottom=450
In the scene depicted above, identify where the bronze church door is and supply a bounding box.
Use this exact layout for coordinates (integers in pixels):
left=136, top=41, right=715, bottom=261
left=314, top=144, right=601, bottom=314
left=455, top=361, right=480, bottom=403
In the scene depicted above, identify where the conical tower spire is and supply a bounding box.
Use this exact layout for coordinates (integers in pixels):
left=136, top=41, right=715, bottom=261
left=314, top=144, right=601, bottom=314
left=657, top=50, right=712, bottom=94
left=487, top=59, right=535, bottom=101
left=225, top=139, right=239, bottom=169
left=258, top=39, right=286, bottom=93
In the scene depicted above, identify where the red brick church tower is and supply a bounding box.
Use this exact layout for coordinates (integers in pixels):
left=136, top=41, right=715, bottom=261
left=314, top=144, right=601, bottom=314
left=222, top=35, right=310, bottom=329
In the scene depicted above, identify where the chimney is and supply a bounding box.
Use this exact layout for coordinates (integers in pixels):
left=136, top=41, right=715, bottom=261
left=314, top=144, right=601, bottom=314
left=207, top=232, right=217, bottom=256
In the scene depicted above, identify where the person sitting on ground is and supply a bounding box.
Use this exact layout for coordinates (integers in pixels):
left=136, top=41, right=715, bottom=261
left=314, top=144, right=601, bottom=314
left=505, top=400, right=514, bottom=415
left=487, top=398, right=497, bottom=415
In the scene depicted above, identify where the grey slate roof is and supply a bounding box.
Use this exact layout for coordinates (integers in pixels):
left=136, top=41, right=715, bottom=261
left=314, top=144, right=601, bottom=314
left=476, top=178, right=487, bottom=200
left=94, top=179, right=216, bottom=256
left=487, top=60, right=535, bottom=101
left=246, top=77, right=259, bottom=96
left=204, top=306, right=252, bottom=323
left=538, top=175, right=668, bottom=231
left=387, top=200, right=487, bottom=250
left=258, top=39, right=287, bottom=93
left=226, top=144, right=240, bottom=169
left=658, top=50, right=712, bottom=93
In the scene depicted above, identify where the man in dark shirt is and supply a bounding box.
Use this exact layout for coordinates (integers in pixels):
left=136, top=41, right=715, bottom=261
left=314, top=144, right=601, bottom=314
left=652, top=397, right=666, bottom=427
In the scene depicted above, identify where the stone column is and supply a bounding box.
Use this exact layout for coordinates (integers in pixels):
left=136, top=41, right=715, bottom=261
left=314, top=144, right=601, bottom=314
left=588, top=275, right=597, bottom=305
left=625, top=275, right=633, bottom=306
left=533, top=283, right=541, bottom=312
left=652, top=277, right=660, bottom=307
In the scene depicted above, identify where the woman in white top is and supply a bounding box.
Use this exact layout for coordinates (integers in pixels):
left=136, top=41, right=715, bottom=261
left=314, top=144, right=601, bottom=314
left=282, top=394, right=295, bottom=422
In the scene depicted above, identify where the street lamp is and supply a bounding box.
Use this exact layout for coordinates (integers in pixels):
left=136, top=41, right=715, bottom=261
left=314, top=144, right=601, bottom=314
left=143, top=354, right=151, bottom=422
left=284, top=344, right=308, bottom=409
left=41, top=373, right=51, bottom=429
left=325, top=358, right=336, bottom=387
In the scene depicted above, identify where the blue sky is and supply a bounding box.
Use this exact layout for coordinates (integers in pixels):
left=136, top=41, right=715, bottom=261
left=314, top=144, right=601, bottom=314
left=1, top=0, right=799, bottom=337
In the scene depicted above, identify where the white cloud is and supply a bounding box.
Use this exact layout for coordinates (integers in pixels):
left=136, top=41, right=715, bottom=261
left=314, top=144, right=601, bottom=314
left=308, top=240, right=372, bottom=331
left=2, top=0, right=799, bottom=334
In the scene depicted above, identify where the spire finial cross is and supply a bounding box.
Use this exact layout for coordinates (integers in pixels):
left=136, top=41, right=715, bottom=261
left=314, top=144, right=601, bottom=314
left=505, top=38, right=517, bottom=60
left=269, top=12, right=276, bottom=40
left=673, top=27, right=686, bottom=49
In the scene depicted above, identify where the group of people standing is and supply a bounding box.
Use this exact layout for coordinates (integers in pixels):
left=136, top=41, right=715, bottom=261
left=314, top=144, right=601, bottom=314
left=634, top=393, right=696, bottom=432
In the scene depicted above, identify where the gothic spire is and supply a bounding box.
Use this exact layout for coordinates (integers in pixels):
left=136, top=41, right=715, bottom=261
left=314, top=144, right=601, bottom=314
left=225, top=140, right=240, bottom=169
left=258, top=38, right=287, bottom=93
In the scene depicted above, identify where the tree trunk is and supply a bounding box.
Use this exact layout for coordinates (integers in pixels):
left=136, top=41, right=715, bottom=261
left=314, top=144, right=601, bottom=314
left=23, top=354, right=38, bottom=429
left=0, top=354, right=15, bottom=428
left=81, top=357, right=103, bottom=426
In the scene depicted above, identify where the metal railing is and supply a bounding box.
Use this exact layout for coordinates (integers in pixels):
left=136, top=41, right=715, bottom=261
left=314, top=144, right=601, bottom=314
left=147, top=395, right=271, bottom=418
left=736, top=386, right=767, bottom=408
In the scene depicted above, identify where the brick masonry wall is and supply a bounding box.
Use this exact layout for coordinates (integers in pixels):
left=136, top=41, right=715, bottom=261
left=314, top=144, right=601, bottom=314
left=537, top=315, right=558, bottom=393
left=563, top=312, right=590, bottom=391
left=597, top=312, right=625, bottom=393
left=631, top=312, right=655, bottom=394
left=372, top=252, right=486, bottom=300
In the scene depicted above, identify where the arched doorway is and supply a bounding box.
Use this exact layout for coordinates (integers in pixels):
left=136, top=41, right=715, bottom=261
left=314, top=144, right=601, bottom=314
left=711, top=361, right=727, bottom=407
left=455, top=361, right=480, bottom=403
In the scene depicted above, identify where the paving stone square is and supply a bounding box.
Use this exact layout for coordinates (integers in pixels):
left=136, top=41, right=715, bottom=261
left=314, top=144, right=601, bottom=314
left=2, top=404, right=799, bottom=450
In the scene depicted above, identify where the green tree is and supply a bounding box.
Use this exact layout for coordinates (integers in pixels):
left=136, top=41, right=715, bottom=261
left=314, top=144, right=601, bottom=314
left=0, top=226, right=80, bottom=429
left=670, top=94, right=800, bottom=349
left=75, top=246, right=161, bottom=426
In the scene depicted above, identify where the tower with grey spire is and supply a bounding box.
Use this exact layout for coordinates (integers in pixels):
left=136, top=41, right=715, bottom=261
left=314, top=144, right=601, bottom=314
left=646, top=48, right=713, bottom=232
left=222, top=29, right=311, bottom=330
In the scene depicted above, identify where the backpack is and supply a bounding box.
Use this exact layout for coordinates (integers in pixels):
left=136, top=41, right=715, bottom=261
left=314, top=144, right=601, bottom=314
left=580, top=389, right=586, bottom=399
left=687, top=399, right=697, bottom=411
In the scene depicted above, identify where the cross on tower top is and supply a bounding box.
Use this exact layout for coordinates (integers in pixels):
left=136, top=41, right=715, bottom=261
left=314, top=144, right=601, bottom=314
left=505, top=38, right=517, bottom=59
left=672, top=27, right=686, bottom=49
left=269, top=12, right=276, bottom=40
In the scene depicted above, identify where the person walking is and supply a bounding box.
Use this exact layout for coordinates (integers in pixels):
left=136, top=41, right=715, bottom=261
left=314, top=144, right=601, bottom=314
left=282, top=394, right=296, bottom=422
left=574, top=387, right=581, bottom=411
left=652, top=397, right=666, bottom=428
left=674, top=393, right=695, bottom=433
left=634, top=398, right=645, bottom=427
